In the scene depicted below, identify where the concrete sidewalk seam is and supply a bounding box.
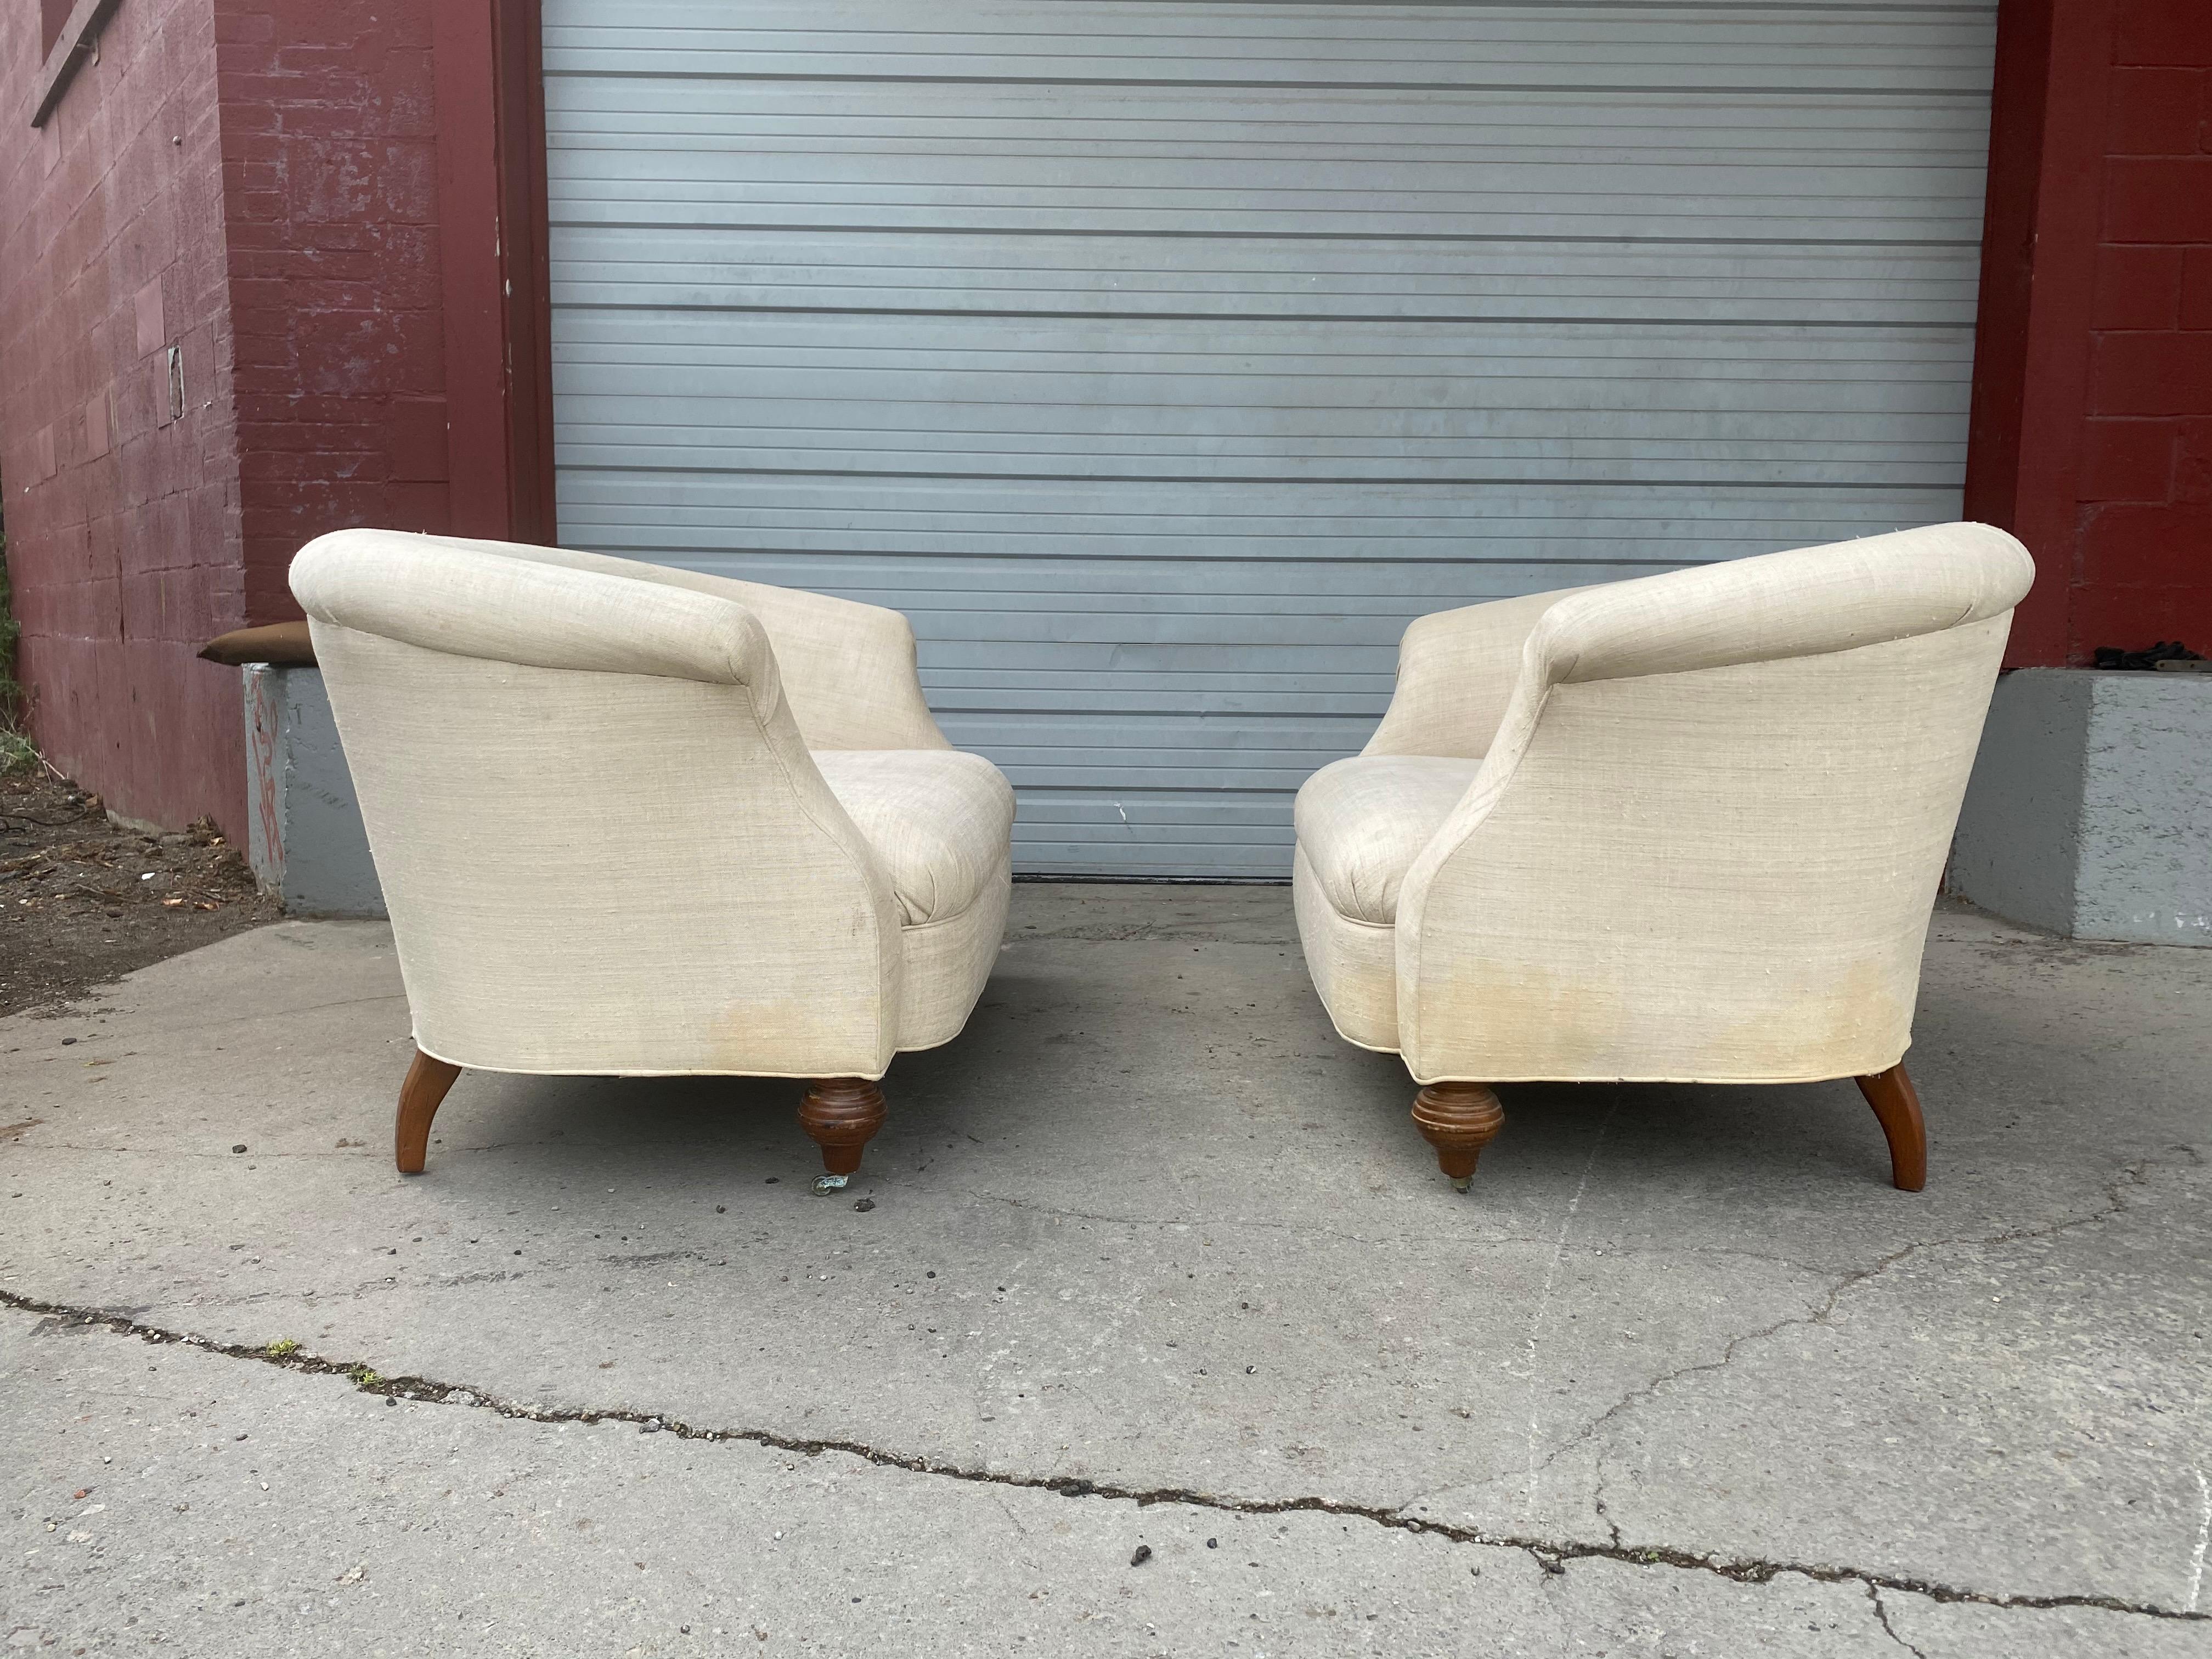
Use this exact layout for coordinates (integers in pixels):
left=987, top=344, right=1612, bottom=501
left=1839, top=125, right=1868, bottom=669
left=4, top=1286, right=2205, bottom=1626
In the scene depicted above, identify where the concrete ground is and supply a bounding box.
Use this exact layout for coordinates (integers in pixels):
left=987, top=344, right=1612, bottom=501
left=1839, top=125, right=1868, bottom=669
left=2, top=886, right=2207, bottom=1657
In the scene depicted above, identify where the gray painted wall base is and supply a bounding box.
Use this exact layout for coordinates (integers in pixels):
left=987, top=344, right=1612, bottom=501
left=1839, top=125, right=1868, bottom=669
left=1949, top=668, right=2211, bottom=946
left=242, top=664, right=386, bottom=919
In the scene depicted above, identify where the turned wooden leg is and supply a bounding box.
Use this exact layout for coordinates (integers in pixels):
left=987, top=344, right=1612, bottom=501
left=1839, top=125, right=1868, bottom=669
left=797, top=1077, right=887, bottom=1192
left=395, top=1047, right=462, bottom=1175
left=1411, top=1081, right=1506, bottom=1192
left=1854, top=1063, right=1927, bottom=1193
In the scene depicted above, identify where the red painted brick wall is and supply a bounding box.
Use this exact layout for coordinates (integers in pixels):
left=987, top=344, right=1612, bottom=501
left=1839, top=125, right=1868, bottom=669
left=1970, top=0, right=2212, bottom=664
left=0, top=0, right=247, bottom=830
left=2074, top=0, right=2212, bottom=657
left=215, top=0, right=449, bottom=628
left=0, top=0, right=454, bottom=832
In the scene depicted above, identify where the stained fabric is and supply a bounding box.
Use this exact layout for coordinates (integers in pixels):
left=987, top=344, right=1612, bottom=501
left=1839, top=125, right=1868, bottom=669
left=291, top=531, right=1011, bottom=1081
left=1294, top=522, right=2035, bottom=1085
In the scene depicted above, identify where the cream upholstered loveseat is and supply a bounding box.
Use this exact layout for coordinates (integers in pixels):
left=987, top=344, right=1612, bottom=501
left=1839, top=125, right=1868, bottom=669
left=1293, top=522, right=2034, bottom=1193
left=290, top=531, right=1014, bottom=1189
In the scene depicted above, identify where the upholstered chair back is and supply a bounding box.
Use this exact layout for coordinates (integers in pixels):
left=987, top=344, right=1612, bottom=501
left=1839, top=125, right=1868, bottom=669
left=1392, top=523, right=2035, bottom=1085
left=291, top=530, right=906, bottom=1080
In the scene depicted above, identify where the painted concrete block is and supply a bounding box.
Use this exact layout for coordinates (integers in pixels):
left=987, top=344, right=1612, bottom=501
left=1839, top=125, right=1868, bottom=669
left=2074, top=673, right=2212, bottom=944
left=243, top=664, right=387, bottom=919
left=1946, top=671, right=2091, bottom=936
left=1950, top=668, right=2211, bottom=946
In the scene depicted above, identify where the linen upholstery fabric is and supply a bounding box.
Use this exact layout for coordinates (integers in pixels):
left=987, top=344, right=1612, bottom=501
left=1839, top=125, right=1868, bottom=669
left=1293, top=755, right=1481, bottom=924
left=1293, top=522, right=2035, bottom=1084
left=1291, top=845, right=1400, bottom=1050
left=296, top=529, right=949, bottom=753
left=814, top=750, right=1017, bottom=924
left=894, top=855, right=1013, bottom=1051
left=290, top=530, right=1010, bottom=1082
left=1364, top=586, right=1596, bottom=760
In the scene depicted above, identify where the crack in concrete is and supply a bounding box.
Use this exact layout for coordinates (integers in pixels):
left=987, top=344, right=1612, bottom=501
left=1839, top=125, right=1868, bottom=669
left=85, top=1244, right=748, bottom=1322
left=1521, top=1098, right=1617, bottom=1525
left=2190, top=1468, right=2210, bottom=1615
left=1526, top=1147, right=2203, bottom=1495
left=147, top=1266, right=535, bottom=1312
left=1867, top=1584, right=1932, bottom=1658
left=1590, top=1484, right=1623, bottom=1551
left=4, top=1286, right=2203, bottom=1625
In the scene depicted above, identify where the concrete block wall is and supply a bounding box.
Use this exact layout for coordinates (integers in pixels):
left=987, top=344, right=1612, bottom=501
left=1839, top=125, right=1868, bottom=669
left=0, top=0, right=249, bottom=832
left=242, top=663, right=383, bottom=917
left=1950, top=668, right=2212, bottom=944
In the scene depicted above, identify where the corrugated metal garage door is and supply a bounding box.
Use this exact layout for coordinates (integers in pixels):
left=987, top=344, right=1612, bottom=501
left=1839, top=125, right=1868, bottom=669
left=541, top=1, right=1997, bottom=878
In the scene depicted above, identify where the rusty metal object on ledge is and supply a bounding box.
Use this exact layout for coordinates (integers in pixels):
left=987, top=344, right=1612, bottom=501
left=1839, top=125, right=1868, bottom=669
left=200, top=622, right=316, bottom=668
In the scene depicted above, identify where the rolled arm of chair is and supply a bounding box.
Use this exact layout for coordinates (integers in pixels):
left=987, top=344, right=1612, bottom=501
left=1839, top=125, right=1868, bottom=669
left=298, top=531, right=946, bottom=751
left=1523, top=523, right=2034, bottom=690
left=306, top=532, right=946, bottom=752
left=1393, top=522, right=2038, bottom=844
left=1364, top=585, right=1595, bottom=759
left=292, top=531, right=786, bottom=716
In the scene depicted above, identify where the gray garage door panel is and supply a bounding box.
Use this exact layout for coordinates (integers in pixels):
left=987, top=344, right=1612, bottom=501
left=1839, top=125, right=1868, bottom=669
left=543, top=0, right=1996, bottom=878
left=555, top=223, right=1982, bottom=323
left=552, top=317, right=1974, bottom=489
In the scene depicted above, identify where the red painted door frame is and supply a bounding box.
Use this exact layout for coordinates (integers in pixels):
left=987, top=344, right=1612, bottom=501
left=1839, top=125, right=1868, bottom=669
left=432, top=0, right=557, bottom=545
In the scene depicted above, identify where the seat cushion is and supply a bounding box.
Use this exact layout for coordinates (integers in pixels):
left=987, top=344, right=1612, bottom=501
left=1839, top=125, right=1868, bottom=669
left=1294, top=754, right=1481, bottom=924
left=1293, top=844, right=1402, bottom=1051
left=815, top=749, right=1015, bottom=926
left=894, top=851, right=1012, bottom=1052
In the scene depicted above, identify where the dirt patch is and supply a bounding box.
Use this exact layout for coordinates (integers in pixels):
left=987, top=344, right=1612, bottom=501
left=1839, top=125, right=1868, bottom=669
left=0, top=765, right=276, bottom=1018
